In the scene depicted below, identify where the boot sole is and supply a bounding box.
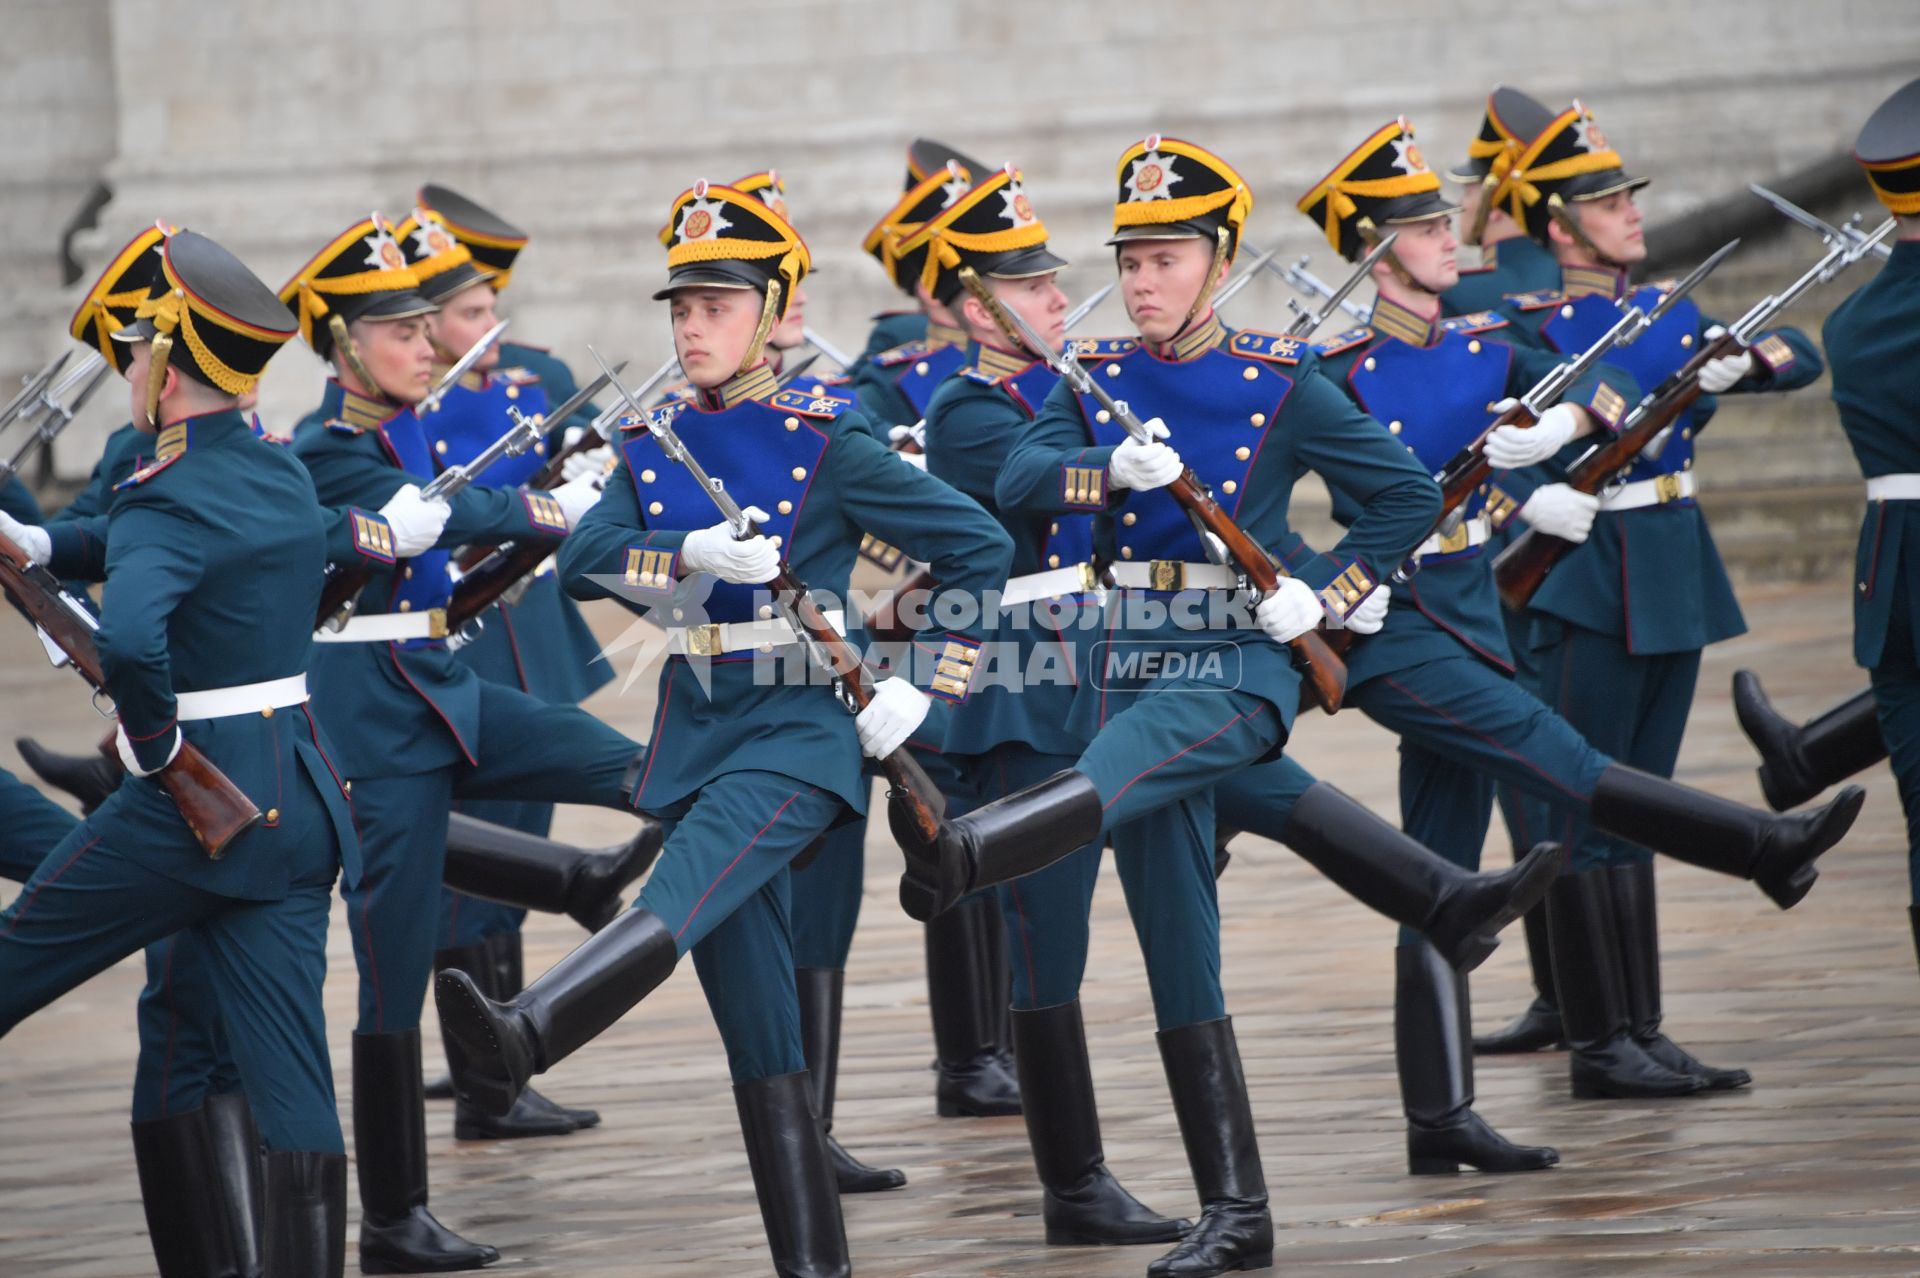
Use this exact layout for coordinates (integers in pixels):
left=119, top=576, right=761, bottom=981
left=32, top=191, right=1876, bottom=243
left=1467, top=843, right=1569, bottom=969
left=1758, top=785, right=1865, bottom=909
left=432, top=972, right=529, bottom=1118
left=1047, top=1224, right=1193, bottom=1246
left=1731, top=671, right=1817, bottom=812
left=1570, top=1079, right=1705, bottom=1099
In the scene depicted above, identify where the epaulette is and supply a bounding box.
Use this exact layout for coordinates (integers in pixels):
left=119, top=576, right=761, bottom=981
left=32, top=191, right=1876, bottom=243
left=873, top=340, right=934, bottom=368
left=1503, top=289, right=1564, bottom=312
left=621, top=400, right=687, bottom=434
left=112, top=453, right=183, bottom=490
left=1228, top=330, right=1305, bottom=365
left=324, top=419, right=365, bottom=436
left=792, top=373, right=852, bottom=397
left=1066, top=336, right=1139, bottom=360
left=959, top=366, right=1000, bottom=386
left=496, top=366, right=540, bottom=386
left=1441, top=311, right=1510, bottom=335
left=770, top=389, right=852, bottom=419
left=1312, top=326, right=1375, bottom=357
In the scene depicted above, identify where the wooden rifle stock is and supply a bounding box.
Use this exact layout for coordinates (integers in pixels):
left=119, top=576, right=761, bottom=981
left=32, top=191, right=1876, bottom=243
left=0, top=548, right=259, bottom=857
left=1431, top=403, right=1536, bottom=528
left=446, top=539, right=556, bottom=629
left=1491, top=335, right=1727, bottom=609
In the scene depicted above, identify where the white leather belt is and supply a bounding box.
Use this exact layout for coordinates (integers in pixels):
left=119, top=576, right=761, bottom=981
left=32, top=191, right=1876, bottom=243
left=1867, top=474, right=1920, bottom=501
left=312, top=609, right=449, bottom=644
left=1107, top=561, right=1240, bottom=591
left=668, top=609, right=846, bottom=656
left=175, top=674, right=309, bottom=721
left=1415, top=513, right=1492, bottom=560
left=1001, top=563, right=1103, bottom=607
left=1598, top=472, right=1695, bottom=512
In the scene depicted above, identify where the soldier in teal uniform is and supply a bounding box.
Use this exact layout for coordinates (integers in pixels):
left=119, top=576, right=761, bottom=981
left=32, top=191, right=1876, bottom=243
left=1481, top=101, right=1837, bottom=1100
left=281, top=213, right=641, bottom=1272
left=1442, top=86, right=1563, bottom=317
left=0, top=229, right=371, bottom=1274
left=436, top=178, right=1011, bottom=1277
left=1738, top=81, right=1920, bottom=968
left=849, top=140, right=985, bottom=434
left=396, top=189, right=623, bottom=1142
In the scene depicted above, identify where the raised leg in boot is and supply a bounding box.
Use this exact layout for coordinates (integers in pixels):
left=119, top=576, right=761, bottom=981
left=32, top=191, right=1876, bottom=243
left=486, top=931, right=602, bottom=1130
left=434, top=939, right=581, bottom=1141
left=796, top=966, right=905, bottom=1192
left=1544, top=871, right=1703, bottom=1100
left=897, top=769, right=1102, bottom=922
left=1607, top=862, right=1750, bottom=1090
left=926, top=893, right=1021, bottom=1117
left=1732, top=673, right=1885, bottom=811
left=15, top=735, right=123, bottom=813
left=1014, top=1000, right=1190, bottom=1246
left=351, top=1030, right=500, bottom=1273
left=1149, top=1019, right=1272, bottom=1277
left=441, top=813, right=662, bottom=934
left=1395, top=941, right=1557, bottom=1175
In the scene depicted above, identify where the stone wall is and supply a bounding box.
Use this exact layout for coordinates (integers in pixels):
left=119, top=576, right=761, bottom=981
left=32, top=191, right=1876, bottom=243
left=8, top=0, right=1917, bottom=581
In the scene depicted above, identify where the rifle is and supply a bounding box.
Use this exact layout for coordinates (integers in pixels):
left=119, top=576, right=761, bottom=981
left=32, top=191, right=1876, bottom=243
left=1063, top=282, right=1115, bottom=331
left=445, top=358, right=683, bottom=625
left=1272, top=250, right=1381, bottom=330
left=1494, top=222, right=1894, bottom=609
left=1749, top=185, right=1893, bottom=262
left=801, top=328, right=854, bottom=370
left=0, top=351, right=113, bottom=487
left=1423, top=239, right=1737, bottom=542
left=0, top=351, right=71, bottom=437
left=416, top=318, right=509, bottom=416
left=0, top=537, right=260, bottom=857
left=588, top=346, right=950, bottom=846
left=998, top=302, right=1349, bottom=714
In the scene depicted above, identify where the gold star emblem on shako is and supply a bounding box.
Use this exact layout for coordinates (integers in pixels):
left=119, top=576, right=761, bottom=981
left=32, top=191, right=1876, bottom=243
left=1571, top=104, right=1609, bottom=153
left=676, top=181, right=733, bottom=243
left=939, top=161, right=969, bottom=209
left=1390, top=125, right=1429, bottom=176
left=362, top=220, right=406, bottom=272
left=997, top=168, right=1037, bottom=226
left=407, top=211, right=456, bottom=259
left=1125, top=136, right=1183, bottom=202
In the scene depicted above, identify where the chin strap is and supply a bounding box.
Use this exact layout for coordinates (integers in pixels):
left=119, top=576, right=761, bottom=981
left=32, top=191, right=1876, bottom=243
left=1464, top=171, right=1500, bottom=247
left=956, top=265, right=1036, bottom=358
left=1546, top=194, right=1607, bottom=264
left=1167, top=226, right=1232, bottom=344
left=1357, top=217, right=1418, bottom=290
left=327, top=315, right=384, bottom=403
left=738, top=280, right=783, bottom=377
left=141, top=331, right=173, bottom=429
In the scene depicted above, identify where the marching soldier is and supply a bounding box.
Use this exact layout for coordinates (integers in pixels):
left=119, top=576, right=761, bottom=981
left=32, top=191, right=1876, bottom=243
left=282, top=213, right=642, bottom=1271
left=1485, top=101, right=1836, bottom=1099
left=1738, top=79, right=1920, bottom=967
left=1443, top=86, right=1562, bottom=315
left=0, top=228, right=371, bottom=1274
left=396, top=189, right=624, bottom=1142
left=436, top=178, right=1011, bottom=1277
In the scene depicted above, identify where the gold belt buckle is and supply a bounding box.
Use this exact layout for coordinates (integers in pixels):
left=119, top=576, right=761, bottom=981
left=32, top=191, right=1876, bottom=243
left=685, top=623, right=721, bottom=656
left=1076, top=561, right=1099, bottom=592
left=1149, top=559, right=1185, bottom=591
left=426, top=608, right=448, bottom=640
left=1654, top=473, right=1681, bottom=504
left=1436, top=523, right=1471, bottom=555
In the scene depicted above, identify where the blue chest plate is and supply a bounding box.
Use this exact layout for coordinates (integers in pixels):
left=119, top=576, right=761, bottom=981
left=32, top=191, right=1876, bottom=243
left=1348, top=333, right=1511, bottom=521
left=374, top=410, right=454, bottom=616
left=1544, top=289, right=1701, bottom=480
left=1079, top=347, right=1290, bottom=564
left=425, top=376, right=551, bottom=488
left=894, top=345, right=968, bottom=416
left=620, top=398, right=833, bottom=623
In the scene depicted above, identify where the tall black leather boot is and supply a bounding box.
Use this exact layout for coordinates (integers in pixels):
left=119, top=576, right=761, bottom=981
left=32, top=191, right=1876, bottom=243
left=15, top=735, right=121, bottom=814
left=485, top=931, right=601, bottom=1131
left=1607, top=862, right=1751, bottom=1090
left=1732, top=672, right=1886, bottom=812
left=734, top=1071, right=852, bottom=1278
left=435, top=908, right=678, bottom=1118
left=1395, top=941, right=1558, bottom=1175
left=130, top=1107, right=243, bottom=1277
left=1910, top=906, right=1920, bottom=977
left=977, top=898, right=1018, bottom=1090
left=205, top=1091, right=265, bottom=1277
left=1148, top=1019, right=1273, bottom=1277
left=1544, top=870, right=1702, bottom=1100
left=351, top=1030, right=499, bottom=1273
left=1013, top=1000, right=1191, bottom=1246
left=795, top=966, right=905, bottom=1192
left=927, top=894, right=1021, bottom=1117
left=260, top=1150, right=347, bottom=1278
left=1279, top=782, right=1567, bottom=972
left=1473, top=904, right=1566, bottom=1054
left=435, top=939, right=579, bottom=1141
left=897, top=769, right=1102, bottom=922
left=1588, top=764, right=1864, bottom=909
left=441, top=813, right=663, bottom=934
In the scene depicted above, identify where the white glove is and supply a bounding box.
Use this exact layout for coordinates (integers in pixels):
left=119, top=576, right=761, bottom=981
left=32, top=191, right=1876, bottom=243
left=1517, top=483, right=1599, bottom=543
left=1482, top=400, right=1581, bottom=470
left=680, top=507, right=780, bottom=584
left=896, top=449, right=928, bottom=471
left=0, top=510, right=51, bottom=563
left=1327, top=583, right=1391, bottom=635
left=1696, top=328, right=1752, bottom=394
left=561, top=443, right=613, bottom=483
left=115, top=723, right=182, bottom=779
left=376, top=484, right=451, bottom=558
left=1254, top=577, right=1323, bottom=645
left=550, top=472, right=605, bottom=529
left=888, top=421, right=926, bottom=453
left=1107, top=417, right=1183, bottom=491
left=855, top=677, right=931, bottom=759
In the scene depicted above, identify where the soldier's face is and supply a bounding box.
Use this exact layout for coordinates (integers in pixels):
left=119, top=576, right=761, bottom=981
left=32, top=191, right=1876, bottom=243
left=1569, top=190, right=1646, bottom=266
left=1391, top=218, right=1460, bottom=293
left=670, top=287, right=763, bottom=387
left=988, top=273, right=1068, bottom=354
left=1118, top=239, right=1222, bottom=344
left=350, top=316, right=436, bottom=404
left=770, top=283, right=807, bottom=352
left=428, top=282, right=501, bottom=372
